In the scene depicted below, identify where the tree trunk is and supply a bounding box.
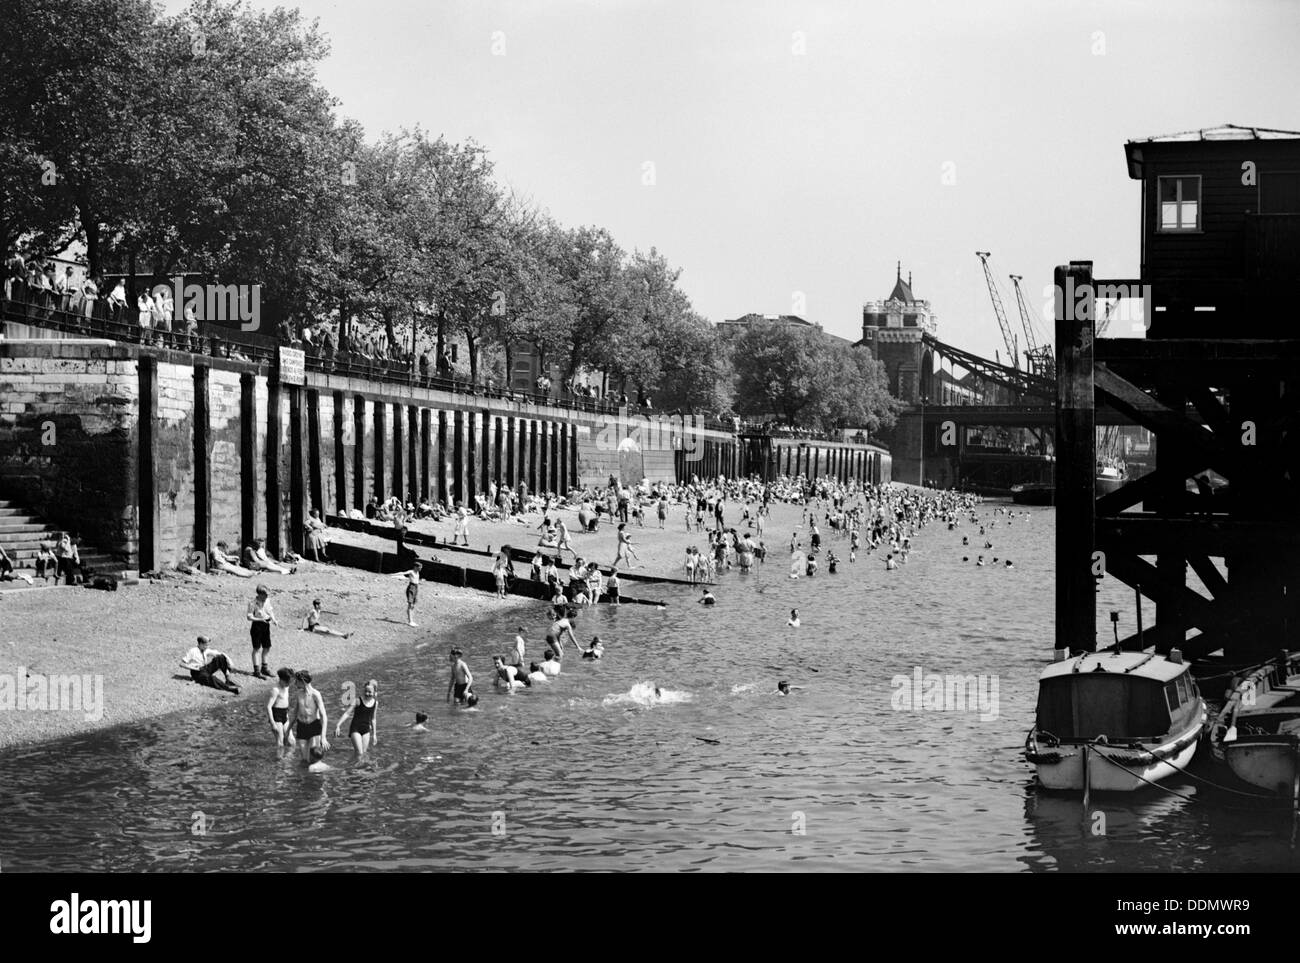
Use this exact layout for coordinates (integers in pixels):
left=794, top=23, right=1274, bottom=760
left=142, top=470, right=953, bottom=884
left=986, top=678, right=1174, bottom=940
left=504, top=342, right=514, bottom=390
left=83, top=212, right=100, bottom=280
left=466, top=328, right=478, bottom=384
left=435, top=308, right=447, bottom=359
left=382, top=305, right=397, bottom=357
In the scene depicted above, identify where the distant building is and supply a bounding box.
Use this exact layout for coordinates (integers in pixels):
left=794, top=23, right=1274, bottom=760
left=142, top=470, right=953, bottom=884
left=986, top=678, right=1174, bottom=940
left=718, top=312, right=856, bottom=349
left=859, top=264, right=938, bottom=405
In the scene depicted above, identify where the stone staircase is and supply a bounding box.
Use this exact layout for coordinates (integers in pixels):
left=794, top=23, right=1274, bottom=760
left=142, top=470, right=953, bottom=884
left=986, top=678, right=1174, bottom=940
left=0, top=497, right=119, bottom=582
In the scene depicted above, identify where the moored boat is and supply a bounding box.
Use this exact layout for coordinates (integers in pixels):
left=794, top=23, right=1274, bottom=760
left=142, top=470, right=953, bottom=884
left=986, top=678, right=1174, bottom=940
left=1208, top=651, right=1300, bottom=795
left=1025, top=647, right=1205, bottom=792
left=1010, top=482, right=1053, bottom=505
left=1095, top=465, right=1124, bottom=496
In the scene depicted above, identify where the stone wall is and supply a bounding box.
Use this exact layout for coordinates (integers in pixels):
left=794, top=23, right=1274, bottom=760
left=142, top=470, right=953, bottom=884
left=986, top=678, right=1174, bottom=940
left=1, top=337, right=882, bottom=572
left=0, top=341, right=138, bottom=562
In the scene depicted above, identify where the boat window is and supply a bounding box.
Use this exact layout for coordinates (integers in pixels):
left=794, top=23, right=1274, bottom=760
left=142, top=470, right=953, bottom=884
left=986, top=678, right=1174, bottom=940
left=1175, top=675, right=1190, bottom=703
left=1165, top=682, right=1181, bottom=713
left=1038, top=676, right=1170, bottom=740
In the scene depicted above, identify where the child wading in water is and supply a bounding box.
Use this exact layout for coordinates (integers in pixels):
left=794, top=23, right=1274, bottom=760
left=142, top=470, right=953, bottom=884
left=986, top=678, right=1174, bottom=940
left=246, top=584, right=282, bottom=679
left=266, top=667, right=295, bottom=747
left=390, top=563, right=422, bottom=626
left=335, top=679, right=379, bottom=756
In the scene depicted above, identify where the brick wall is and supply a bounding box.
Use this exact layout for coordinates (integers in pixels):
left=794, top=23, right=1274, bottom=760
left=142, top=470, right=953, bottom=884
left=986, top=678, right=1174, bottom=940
left=0, top=342, right=138, bottom=564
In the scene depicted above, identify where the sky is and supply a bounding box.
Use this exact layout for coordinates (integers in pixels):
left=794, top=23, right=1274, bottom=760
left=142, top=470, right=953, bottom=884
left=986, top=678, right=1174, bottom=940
left=181, top=0, right=1299, bottom=363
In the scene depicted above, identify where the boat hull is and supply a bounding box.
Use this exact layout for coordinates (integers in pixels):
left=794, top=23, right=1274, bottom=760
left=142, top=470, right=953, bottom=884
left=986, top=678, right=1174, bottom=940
left=1029, top=720, right=1203, bottom=792
left=1219, top=740, right=1299, bottom=795
left=1010, top=484, right=1053, bottom=506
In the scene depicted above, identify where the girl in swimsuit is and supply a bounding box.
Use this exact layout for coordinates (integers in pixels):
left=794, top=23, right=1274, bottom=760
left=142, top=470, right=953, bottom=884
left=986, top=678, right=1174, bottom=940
left=336, top=679, right=379, bottom=756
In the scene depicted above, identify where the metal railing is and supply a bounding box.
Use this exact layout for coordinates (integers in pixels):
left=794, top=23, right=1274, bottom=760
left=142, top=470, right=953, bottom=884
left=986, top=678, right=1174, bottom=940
left=0, top=286, right=734, bottom=430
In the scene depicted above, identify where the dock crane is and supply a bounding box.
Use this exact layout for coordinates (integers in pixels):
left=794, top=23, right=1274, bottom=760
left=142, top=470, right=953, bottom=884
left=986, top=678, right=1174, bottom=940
left=975, top=252, right=1019, bottom=371
left=1009, top=274, right=1055, bottom=379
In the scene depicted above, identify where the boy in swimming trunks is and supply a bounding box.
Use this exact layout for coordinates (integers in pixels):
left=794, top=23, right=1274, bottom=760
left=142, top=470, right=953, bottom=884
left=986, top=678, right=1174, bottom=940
left=390, top=563, right=422, bottom=626
left=292, top=670, right=329, bottom=763
left=266, top=667, right=294, bottom=746
left=246, top=584, right=281, bottom=679
left=301, top=598, right=352, bottom=638
left=447, top=648, right=473, bottom=704
left=607, top=568, right=621, bottom=605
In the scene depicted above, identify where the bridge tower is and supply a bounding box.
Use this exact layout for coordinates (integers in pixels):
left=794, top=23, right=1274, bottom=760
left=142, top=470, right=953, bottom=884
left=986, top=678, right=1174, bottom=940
left=1056, top=124, right=1300, bottom=662
left=861, top=265, right=939, bottom=483
left=860, top=263, right=938, bottom=405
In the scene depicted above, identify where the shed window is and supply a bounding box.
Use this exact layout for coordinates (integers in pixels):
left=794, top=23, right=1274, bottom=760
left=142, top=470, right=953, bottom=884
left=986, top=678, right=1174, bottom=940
left=1158, top=176, right=1200, bottom=232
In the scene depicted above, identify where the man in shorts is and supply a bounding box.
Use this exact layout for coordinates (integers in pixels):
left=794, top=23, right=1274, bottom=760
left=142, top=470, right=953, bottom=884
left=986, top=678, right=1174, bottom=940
left=292, top=670, right=329, bottom=763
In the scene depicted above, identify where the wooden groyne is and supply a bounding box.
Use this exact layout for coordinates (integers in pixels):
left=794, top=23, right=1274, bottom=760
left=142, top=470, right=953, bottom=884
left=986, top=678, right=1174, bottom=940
left=326, top=540, right=669, bottom=607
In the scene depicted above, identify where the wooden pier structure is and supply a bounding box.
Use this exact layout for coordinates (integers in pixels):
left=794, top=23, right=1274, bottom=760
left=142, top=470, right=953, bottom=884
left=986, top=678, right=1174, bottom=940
left=1056, top=125, right=1300, bottom=663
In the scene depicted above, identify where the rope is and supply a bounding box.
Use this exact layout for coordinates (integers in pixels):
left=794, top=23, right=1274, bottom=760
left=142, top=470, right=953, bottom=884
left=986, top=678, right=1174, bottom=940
left=1084, top=740, right=1291, bottom=811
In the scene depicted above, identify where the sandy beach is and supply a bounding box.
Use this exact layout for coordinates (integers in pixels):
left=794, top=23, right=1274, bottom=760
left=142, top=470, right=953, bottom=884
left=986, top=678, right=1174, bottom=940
left=0, top=557, right=526, bottom=751
left=0, top=492, right=849, bottom=752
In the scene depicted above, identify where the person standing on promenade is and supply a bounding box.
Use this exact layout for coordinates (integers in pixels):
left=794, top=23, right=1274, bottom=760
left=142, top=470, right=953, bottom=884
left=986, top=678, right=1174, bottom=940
left=246, top=584, right=282, bottom=679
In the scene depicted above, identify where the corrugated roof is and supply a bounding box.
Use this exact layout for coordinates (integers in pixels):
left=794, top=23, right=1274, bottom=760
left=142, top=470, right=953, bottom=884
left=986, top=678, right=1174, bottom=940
left=1128, top=123, right=1300, bottom=144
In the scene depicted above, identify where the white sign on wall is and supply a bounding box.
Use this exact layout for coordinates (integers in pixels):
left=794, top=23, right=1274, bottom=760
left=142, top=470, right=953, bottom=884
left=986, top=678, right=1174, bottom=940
left=278, top=346, right=305, bottom=385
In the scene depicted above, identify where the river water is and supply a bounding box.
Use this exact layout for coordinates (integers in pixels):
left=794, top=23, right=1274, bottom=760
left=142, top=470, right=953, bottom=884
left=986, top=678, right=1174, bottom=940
left=1, top=502, right=1296, bottom=872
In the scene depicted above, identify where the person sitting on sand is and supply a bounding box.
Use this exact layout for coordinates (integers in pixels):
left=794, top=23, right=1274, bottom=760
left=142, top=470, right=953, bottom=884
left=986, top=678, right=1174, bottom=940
left=245, top=538, right=294, bottom=575
left=181, top=636, right=239, bottom=692
left=0, top=544, right=34, bottom=584
left=302, top=598, right=352, bottom=638
left=211, top=541, right=255, bottom=578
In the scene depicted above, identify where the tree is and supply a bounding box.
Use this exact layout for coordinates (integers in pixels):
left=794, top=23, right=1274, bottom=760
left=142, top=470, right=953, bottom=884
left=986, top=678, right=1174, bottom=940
left=731, top=322, right=900, bottom=432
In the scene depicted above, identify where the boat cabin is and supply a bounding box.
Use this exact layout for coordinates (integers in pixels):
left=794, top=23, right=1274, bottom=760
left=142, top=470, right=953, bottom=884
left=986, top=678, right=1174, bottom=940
left=1035, top=651, right=1200, bottom=743
left=1125, top=124, right=1300, bottom=338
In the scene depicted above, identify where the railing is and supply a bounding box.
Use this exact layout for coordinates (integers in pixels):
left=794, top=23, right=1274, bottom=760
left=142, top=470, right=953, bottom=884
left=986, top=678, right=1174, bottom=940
left=0, top=287, right=735, bottom=431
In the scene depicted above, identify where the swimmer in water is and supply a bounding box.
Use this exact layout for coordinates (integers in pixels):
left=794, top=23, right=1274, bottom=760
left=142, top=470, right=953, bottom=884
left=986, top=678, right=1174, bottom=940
left=698, top=588, right=717, bottom=605
left=1005, top=559, right=1014, bottom=568
left=788, top=608, right=800, bottom=628
left=582, top=636, right=605, bottom=659
left=777, top=680, right=804, bottom=695
left=963, top=556, right=969, bottom=562
left=654, top=686, right=663, bottom=700
left=977, top=555, right=985, bottom=566
left=307, top=747, right=332, bottom=772
left=413, top=712, right=429, bottom=732
left=885, top=553, right=897, bottom=570
left=962, top=536, right=969, bottom=546
left=827, top=552, right=838, bottom=574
